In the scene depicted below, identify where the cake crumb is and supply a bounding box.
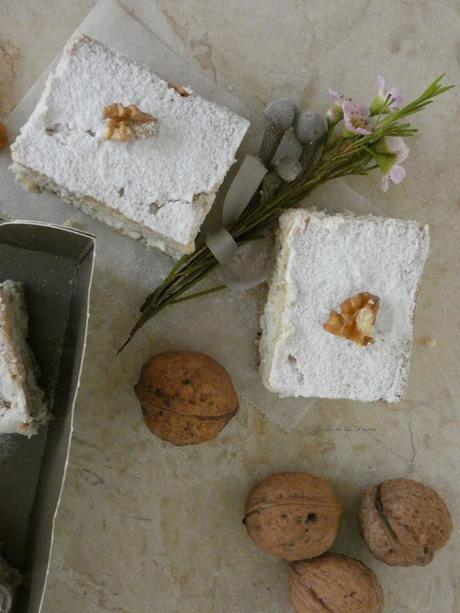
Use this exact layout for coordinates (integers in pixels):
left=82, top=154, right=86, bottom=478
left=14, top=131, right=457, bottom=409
left=417, top=336, right=436, bottom=347
left=167, top=81, right=192, bottom=97
left=0, top=122, right=9, bottom=150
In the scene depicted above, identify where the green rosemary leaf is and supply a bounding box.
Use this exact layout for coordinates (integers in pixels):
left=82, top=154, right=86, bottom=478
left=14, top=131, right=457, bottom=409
left=167, top=285, right=227, bottom=305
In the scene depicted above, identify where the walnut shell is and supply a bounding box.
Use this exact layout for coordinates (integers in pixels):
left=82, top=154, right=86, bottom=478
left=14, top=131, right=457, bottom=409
left=244, top=473, right=343, bottom=561
left=289, top=553, right=384, bottom=613
left=135, top=351, right=238, bottom=446
left=358, top=478, right=452, bottom=566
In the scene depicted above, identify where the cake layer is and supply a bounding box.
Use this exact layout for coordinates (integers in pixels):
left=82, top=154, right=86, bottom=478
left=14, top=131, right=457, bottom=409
left=0, top=281, right=47, bottom=435
left=10, top=164, right=198, bottom=258
left=11, top=34, right=249, bottom=255
left=260, top=210, right=430, bottom=402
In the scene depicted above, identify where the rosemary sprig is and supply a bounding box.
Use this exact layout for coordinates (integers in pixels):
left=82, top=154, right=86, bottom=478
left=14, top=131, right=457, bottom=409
left=119, top=76, right=453, bottom=351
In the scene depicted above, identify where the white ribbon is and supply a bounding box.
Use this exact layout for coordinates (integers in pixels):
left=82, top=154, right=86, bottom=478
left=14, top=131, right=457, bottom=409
left=205, top=155, right=269, bottom=290
left=221, top=155, right=268, bottom=226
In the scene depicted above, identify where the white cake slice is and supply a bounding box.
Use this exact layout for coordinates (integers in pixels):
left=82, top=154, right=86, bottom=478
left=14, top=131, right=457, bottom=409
left=260, top=210, right=430, bottom=402
left=0, top=281, right=48, bottom=436
left=10, top=34, right=250, bottom=257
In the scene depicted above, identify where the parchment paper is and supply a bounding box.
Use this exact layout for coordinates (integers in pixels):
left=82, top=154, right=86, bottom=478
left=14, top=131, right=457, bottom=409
left=3, top=0, right=380, bottom=432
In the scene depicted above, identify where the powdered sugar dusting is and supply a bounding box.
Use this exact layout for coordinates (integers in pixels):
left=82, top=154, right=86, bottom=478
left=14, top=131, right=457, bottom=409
left=260, top=210, right=430, bottom=402
left=10, top=34, right=249, bottom=250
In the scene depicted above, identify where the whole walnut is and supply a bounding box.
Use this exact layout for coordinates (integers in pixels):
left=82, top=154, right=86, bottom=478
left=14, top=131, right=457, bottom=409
left=135, top=351, right=238, bottom=446
left=289, top=553, right=384, bottom=613
left=358, top=478, right=452, bottom=566
left=243, top=472, right=343, bottom=560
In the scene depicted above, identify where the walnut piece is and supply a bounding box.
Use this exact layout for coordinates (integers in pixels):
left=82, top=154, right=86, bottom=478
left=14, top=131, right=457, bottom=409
left=0, top=123, right=9, bottom=150
left=167, top=81, right=192, bottom=97
left=323, top=291, right=380, bottom=346
left=103, top=103, right=158, bottom=142
left=358, top=478, right=452, bottom=566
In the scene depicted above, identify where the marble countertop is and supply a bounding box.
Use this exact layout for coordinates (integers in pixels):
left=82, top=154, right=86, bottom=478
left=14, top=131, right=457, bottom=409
left=1, top=1, right=460, bottom=611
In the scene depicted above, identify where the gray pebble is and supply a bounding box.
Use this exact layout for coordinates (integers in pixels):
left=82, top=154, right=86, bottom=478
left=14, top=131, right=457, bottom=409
left=275, top=156, right=303, bottom=182
left=264, top=98, right=298, bottom=130
left=294, top=111, right=327, bottom=170
left=260, top=99, right=298, bottom=166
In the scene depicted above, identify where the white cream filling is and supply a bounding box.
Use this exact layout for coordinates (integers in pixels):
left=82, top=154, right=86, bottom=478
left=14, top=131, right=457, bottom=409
left=0, top=281, right=48, bottom=436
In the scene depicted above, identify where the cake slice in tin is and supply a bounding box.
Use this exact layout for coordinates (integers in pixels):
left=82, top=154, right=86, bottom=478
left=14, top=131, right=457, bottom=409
left=0, top=281, right=47, bottom=436
left=11, top=34, right=249, bottom=257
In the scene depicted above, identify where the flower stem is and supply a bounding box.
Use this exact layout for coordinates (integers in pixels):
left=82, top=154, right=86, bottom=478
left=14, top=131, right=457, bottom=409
left=120, top=75, right=453, bottom=351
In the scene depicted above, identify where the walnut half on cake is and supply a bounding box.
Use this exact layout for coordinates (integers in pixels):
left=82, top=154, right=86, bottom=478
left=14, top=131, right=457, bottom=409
left=0, top=281, right=48, bottom=436
left=10, top=34, right=250, bottom=257
left=259, top=211, right=430, bottom=402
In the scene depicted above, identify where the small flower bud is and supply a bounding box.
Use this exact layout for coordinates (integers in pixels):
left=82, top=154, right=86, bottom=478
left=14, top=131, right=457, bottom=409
left=370, top=95, right=386, bottom=116
left=326, top=105, right=343, bottom=125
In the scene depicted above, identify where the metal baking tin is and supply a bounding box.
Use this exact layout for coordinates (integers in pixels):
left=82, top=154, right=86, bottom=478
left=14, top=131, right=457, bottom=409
left=0, top=220, right=95, bottom=612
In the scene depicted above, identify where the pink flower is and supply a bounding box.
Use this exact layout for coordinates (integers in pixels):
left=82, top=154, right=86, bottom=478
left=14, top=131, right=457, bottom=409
left=374, top=136, right=410, bottom=191
left=342, top=101, right=372, bottom=135
left=371, top=76, right=404, bottom=113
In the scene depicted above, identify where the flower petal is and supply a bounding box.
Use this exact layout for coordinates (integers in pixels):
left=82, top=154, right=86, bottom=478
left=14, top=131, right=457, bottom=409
left=397, top=142, right=410, bottom=163
left=384, top=136, right=410, bottom=163
left=385, top=136, right=403, bottom=153
left=390, top=164, right=406, bottom=184
left=388, top=87, right=403, bottom=108
left=355, top=103, right=371, bottom=119
left=342, top=100, right=353, bottom=115
left=381, top=175, right=390, bottom=192
left=377, top=75, right=386, bottom=93
left=328, top=89, right=342, bottom=105
left=343, top=115, right=354, bottom=132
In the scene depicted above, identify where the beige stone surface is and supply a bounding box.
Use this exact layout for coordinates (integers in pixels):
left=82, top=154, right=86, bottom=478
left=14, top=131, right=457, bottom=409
left=1, top=1, right=460, bottom=611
